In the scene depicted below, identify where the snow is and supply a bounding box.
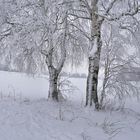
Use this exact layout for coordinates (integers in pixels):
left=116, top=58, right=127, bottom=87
left=0, top=71, right=140, bottom=140
left=0, top=71, right=48, bottom=100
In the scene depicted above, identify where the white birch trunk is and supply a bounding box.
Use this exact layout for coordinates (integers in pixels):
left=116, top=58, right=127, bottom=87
left=46, top=16, right=67, bottom=101
left=48, top=67, right=59, bottom=101
left=86, top=0, right=102, bottom=110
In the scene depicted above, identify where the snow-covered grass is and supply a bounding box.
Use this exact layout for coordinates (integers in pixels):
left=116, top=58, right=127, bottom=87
left=0, top=71, right=140, bottom=140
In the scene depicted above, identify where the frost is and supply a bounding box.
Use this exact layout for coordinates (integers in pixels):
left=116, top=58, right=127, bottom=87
left=89, top=38, right=98, bottom=57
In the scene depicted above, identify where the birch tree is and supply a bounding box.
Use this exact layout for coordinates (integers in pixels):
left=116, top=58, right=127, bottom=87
left=39, top=0, right=86, bottom=101
left=0, top=0, right=82, bottom=101
left=69, top=0, right=140, bottom=109
left=40, top=0, right=70, bottom=101
left=16, top=0, right=71, bottom=101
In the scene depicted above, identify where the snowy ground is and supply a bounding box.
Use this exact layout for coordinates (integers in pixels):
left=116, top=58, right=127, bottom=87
left=0, top=71, right=140, bottom=140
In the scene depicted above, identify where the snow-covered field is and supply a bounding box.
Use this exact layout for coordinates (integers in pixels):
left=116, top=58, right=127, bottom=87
left=0, top=71, right=140, bottom=140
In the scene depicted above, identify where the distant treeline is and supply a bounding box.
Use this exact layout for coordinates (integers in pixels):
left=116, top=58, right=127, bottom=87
left=60, top=72, right=87, bottom=78
left=0, top=64, right=87, bottom=78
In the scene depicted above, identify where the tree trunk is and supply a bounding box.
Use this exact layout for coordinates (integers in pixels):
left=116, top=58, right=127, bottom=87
left=86, top=44, right=101, bottom=109
left=48, top=68, right=59, bottom=101
left=85, top=0, right=102, bottom=110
